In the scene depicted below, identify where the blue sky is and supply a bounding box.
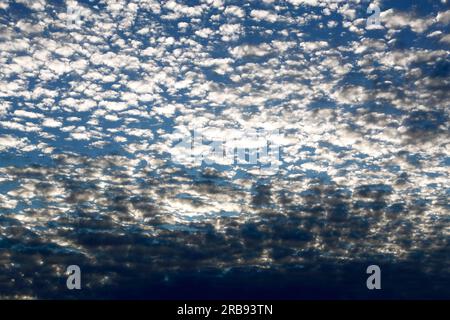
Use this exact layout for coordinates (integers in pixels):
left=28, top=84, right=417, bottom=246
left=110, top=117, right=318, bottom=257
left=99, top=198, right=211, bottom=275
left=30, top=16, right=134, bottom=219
left=0, top=0, right=449, bottom=299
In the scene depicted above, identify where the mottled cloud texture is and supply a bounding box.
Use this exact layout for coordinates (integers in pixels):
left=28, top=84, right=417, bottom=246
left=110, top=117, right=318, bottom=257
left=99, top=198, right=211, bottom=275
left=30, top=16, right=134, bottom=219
left=0, top=0, right=449, bottom=299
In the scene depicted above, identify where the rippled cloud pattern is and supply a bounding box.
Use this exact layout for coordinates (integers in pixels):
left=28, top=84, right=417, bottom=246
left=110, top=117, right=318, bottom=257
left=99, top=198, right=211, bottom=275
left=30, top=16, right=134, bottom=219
left=0, top=0, right=449, bottom=299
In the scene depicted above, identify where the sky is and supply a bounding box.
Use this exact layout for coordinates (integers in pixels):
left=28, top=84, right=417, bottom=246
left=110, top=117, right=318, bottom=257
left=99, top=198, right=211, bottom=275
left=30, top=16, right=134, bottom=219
left=0, top=0, right=449, bottom=299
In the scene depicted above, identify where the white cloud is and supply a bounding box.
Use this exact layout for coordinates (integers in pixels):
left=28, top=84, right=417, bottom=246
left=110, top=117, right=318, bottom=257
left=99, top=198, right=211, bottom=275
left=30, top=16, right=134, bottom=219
left=100, top=101, right=129, bottom=112
left=0, top=135, right=28, bottom=151
left=381, top=9, right=435, bottom=33
left=436, top=10, right=450, bottom=24
left=70, top=132, right=91, bottom=140
left=230, top=44, right=272, bottom=58
left=15, top=0, right=45, bottom=11
left=250, top=9, right=279, bottom=23
left=14, top=110, right=43, bottom=119
left=42, top=118, right=63, bottom=128
left=195, top=28, right=214, bottom=38
left=164, top=0, right=203, bottom=17
left=300, top=41, right=328, bottom=52
left=287, top=0, right=320, bottom=6
left=439, top=34, right=450, bottom=44
left=224, top=6, right=245, bottom=18
left=219, top=24, right=243, bottom=42
left=0, top=1, right=9, bottom=10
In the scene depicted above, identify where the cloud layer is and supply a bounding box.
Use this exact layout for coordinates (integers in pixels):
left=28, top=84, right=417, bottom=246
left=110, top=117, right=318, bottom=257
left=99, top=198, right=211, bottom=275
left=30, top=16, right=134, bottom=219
left=0, top=0, right=448, bottom=299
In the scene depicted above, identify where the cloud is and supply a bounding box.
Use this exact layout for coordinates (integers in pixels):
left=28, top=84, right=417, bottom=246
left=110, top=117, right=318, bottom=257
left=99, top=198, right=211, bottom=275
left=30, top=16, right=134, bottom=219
left=436, top=9, right=450, bottom=24
left=0, top=0, right=448, bottom=299
left=381, top=9, right=435, bottom=33
left=287, top=0, right=320, bottom=6
left=195, top=28, right=215, bottom=38
left=300, top=41, right=329, bottom=52
left=0, top=135, right=28, bottom=151
left=229, top=44, right=273, bottom=58
left=13, top=110, right=43, bottom=119
left=250, top=9, right=280, bottom=23
left=224, top=5, right=245, bottom=18
left=440, top=34, right=450, bottom=43
left=219, top=23, right=243, bottom=42
left=42, top=118, right=63, bottom=128
left=15, top=0, right=46, bottom=11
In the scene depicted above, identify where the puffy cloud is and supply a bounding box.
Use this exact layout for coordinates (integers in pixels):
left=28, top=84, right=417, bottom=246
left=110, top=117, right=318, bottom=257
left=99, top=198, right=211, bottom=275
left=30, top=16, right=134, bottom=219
left=15, top=0, right=46, bottom=11
left=224, top=5, right=245, bottom=18
left=0, top=135, right=28, bottom=151
left=440, top=34, right=450, bottom=43
left=300, top=41, right=328, bottom=52
left=381, top=9, right=435, bottom=33
left=229, top=43, right=273, bottom=58
left=436, top=9, right=450, bottom=24
left=250, top=9, right=280, bottom=23
left=13, top=110, right=43, bottom=119
left=219, top=23, right=243, bottom=42
left=42, top=118, right=63, bottom=128
left=195, top=28, right=214, bottom=38
left=287, top=0, right=320, bottom=6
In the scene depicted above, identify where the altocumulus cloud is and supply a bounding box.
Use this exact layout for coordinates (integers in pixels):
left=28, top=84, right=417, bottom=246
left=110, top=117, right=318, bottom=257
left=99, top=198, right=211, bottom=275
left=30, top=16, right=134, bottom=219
left=0, top=0, right=448, bottom=299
